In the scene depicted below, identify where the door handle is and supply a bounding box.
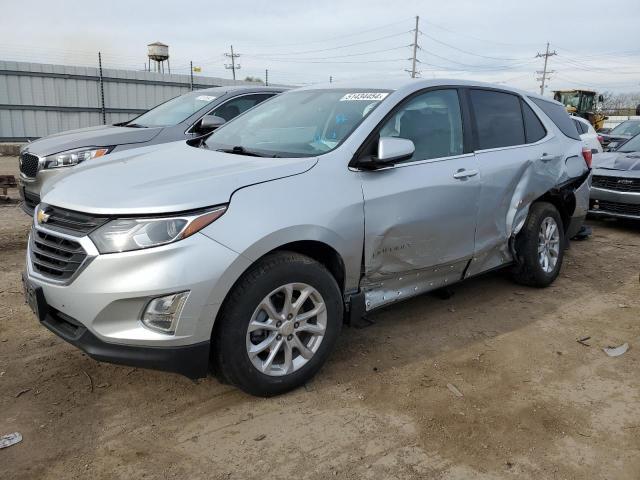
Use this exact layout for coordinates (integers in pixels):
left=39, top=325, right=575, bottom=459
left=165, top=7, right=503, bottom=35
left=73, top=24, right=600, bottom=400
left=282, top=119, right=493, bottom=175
left=539, top=153, right=553, bottom=162
left=453, top=169, right=479, bottom=180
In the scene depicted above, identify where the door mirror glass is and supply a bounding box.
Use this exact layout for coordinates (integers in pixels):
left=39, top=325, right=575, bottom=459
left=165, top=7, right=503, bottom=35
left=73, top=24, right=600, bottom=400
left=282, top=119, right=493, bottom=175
left=377, top=137, right=415, bottom=163
left=199, top=115, right=226, bottom=133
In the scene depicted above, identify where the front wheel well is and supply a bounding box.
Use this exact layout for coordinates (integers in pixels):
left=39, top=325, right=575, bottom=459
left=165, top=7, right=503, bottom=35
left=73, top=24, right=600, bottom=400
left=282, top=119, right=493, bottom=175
left=269, top=240, right=346, bottom=292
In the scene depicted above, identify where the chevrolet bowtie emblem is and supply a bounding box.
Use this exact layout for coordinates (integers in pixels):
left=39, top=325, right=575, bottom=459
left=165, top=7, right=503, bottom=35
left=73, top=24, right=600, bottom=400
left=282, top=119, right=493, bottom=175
left=37, top=208, right=51, bottom=224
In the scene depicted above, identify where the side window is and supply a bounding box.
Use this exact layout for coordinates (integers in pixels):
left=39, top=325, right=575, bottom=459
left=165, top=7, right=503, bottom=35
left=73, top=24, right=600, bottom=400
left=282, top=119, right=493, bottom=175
left=470, top=89, right=525, bottom=149
left=211, top=94, right=274, bottom=121
left=379, top=89, right=463, bottom=162
left=522, top=101, right=547, bottom=143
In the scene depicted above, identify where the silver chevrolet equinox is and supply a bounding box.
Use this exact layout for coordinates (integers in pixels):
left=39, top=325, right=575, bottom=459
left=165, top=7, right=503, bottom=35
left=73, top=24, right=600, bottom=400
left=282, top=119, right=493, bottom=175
left=23, top=80, right=592, bottom=396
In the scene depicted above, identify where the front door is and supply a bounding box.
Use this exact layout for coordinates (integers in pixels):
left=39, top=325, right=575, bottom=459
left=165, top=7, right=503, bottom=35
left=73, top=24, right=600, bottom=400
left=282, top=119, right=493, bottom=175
left=358, top=88, right=481, bottom=310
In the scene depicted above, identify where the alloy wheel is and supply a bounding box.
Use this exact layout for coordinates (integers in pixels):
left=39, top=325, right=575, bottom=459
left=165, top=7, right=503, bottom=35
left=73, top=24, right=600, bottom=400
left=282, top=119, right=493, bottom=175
left=246, top=283, right=327, bottom=376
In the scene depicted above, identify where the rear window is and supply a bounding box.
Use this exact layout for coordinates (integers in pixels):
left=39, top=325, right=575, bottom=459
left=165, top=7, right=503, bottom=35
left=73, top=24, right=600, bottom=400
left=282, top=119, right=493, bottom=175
left=573, top=118, right=588, bottom=134
left=529, top=97, right=581, bottom=140
left=470, top=89, right=525, bottom=149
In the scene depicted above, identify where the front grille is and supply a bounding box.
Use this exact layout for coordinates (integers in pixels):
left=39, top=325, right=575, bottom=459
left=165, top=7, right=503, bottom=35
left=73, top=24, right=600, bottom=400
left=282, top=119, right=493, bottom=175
left=38, top=204, right=109, bottom=236
left=30, top=229, right=88, bottom=281
left=593, top=200, right=640, bottom=217
left=22, top=190, right=40, bottom=214
left=592, top=175, right=640, bottom=193
left=19, top=153, right=40, bottom=178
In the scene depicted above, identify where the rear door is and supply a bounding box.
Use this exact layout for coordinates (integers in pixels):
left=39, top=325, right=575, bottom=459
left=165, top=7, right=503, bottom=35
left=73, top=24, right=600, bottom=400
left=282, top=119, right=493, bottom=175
left=358, top=88, right=481, bottom=308
left=464, top=88, right=558, bottom=277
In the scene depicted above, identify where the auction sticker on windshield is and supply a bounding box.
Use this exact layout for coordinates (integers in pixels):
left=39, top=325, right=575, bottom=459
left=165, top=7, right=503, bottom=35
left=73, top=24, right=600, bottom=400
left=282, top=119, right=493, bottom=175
left=340, top=92, right=389, bottom=101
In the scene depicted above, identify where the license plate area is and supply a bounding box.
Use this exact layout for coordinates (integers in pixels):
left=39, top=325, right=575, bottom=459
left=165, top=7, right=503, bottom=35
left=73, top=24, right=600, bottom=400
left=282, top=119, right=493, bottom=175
left=21, top=273, right=47, bottom=322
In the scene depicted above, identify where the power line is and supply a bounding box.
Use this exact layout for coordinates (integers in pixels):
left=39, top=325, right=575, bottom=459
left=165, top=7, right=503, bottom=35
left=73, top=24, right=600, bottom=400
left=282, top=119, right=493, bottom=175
left=243, top=45, right=408, bottom=62
left=237, top=57, right=408, bottom=65
left=420, top=31, right=524, bottom=61
left=241, top=17, right=413, bottom=49
left=419, top=18, right=540, bottom=48
left=245, top=30, right=411, bottom=57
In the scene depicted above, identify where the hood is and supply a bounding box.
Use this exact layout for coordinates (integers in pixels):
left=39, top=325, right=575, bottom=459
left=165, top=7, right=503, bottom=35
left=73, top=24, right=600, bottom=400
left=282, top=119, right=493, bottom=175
left=41, top=141, right=318, bottom=215
left=23, top=124, right=163, bottom=156
left=600, top=133, right=633, bottom=142
left=592, top=151, right=640, bottom=172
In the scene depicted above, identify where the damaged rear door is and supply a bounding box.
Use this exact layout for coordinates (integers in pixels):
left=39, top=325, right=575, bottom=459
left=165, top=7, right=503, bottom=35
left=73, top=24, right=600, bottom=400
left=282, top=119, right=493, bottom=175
left=359, top=88, right=481, bottom=309
left=464, top=88, right=565, bottom=277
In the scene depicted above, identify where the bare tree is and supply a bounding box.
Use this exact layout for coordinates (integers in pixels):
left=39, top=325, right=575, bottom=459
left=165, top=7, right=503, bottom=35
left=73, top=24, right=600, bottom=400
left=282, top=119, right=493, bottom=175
left=600, top=91, right=640, bottom=114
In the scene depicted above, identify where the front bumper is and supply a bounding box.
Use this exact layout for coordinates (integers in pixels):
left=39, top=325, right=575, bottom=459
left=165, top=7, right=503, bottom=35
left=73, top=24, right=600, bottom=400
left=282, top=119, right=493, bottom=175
left=25, top=224, right=252, bottom=377
left=589, top=184, right=640, bottom=220
left=19, top=167, right=70, bottom=215
left=24, top=279, right=209, bottom=378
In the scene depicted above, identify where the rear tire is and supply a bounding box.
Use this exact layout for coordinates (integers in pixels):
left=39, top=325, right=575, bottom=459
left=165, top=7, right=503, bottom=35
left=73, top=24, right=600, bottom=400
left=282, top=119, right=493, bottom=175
left=511, top=202, right=565, bottom=287
left=213, top=251, right=342, bottom=396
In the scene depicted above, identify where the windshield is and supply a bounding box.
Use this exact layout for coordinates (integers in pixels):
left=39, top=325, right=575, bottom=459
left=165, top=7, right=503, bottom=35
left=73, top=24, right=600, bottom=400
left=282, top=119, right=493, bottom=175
left=610, top=120, right=640, bottom=137
left=618, top=133, right=640, bottom=152
left=129, top=92, right=218, bottom=127
left=205, top=89, right=390, bottom=157
left=556, top=92, right=580, bottom=109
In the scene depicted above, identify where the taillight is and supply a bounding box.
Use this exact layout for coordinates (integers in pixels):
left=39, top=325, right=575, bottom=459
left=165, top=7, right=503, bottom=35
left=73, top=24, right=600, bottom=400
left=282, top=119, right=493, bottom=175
left=582, top=147, right=592, bottom=168
left=597, top=135, right=604, bottom=144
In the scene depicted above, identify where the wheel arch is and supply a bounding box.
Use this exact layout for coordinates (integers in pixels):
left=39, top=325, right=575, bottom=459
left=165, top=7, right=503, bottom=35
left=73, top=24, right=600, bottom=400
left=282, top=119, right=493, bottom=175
left=531, top=188, right=575, bottom=234
left=208, top=233, right=350, bottom=348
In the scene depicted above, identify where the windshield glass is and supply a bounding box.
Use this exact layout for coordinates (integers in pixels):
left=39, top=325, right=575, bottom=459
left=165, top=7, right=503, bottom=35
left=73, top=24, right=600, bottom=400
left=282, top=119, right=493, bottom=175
left=610, top=120, right=640, bottom=136
left=618, top=133, right=640, bottom=152
left=130, top=92, right=218, bottom=127
left=205, top=89, right=391, bottom=157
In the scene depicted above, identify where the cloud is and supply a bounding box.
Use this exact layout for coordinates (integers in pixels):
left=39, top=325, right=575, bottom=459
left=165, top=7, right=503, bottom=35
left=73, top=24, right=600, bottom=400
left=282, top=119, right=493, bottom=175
left=1, top=0, right=638, bottom=92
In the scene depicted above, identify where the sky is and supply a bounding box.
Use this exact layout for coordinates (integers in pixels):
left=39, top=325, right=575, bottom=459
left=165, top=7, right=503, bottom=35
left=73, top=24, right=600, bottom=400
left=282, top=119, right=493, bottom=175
left=1, top=0, right=639, bottom=94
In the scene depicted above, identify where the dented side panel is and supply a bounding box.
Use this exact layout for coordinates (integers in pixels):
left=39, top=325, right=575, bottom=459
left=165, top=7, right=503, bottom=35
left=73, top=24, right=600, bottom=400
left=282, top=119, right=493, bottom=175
left=466, top=136, right=564, bottom=277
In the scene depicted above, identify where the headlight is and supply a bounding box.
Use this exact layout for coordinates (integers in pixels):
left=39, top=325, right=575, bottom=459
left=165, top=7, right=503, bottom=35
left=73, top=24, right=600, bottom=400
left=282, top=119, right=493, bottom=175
left=89, top=206, right=227, bottom=253
left=43, top=147, right=113, bottom=169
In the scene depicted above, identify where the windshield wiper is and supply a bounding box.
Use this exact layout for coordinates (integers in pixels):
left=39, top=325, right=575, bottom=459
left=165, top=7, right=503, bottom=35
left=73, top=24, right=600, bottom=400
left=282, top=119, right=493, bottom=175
left=125, top=123, right=148, bottom=128
left=216, top=146, right=279, bottom=158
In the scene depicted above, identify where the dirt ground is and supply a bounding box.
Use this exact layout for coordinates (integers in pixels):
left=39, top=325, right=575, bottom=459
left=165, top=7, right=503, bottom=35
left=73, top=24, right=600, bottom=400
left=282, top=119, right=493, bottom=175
left=1, top=154, right=639, bottom=479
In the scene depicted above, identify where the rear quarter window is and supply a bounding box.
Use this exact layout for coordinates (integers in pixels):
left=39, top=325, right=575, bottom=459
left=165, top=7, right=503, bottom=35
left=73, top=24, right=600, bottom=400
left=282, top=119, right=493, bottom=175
left=522, top=101, right=547, bottom=143
left=529, top=97, right=581, bottom=140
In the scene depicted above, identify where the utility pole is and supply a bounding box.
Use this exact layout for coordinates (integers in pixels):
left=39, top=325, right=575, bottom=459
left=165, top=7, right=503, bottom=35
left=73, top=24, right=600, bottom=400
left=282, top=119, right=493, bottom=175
left=98, top=52, right=106, bottom=125
left=536, top=42, right=557, bottom=95
left=265, top=69, right=268, bottom=86
left=410, top=15, right=419, bottom=78
left=190, top=61, right=194, bottom=91
left=224, top=45, right=241, bottom=83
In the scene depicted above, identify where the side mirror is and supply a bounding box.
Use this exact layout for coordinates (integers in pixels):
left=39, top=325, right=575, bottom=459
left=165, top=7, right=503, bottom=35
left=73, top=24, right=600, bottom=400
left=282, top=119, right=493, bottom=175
left=199, top=115, right=226, bottom=133
left=377, top=137, right=415, bottom=163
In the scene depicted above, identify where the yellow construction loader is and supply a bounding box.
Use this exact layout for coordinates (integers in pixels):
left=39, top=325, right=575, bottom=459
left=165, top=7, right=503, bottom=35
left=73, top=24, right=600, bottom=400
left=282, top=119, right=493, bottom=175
left=553, top=89, right=607, bottom=130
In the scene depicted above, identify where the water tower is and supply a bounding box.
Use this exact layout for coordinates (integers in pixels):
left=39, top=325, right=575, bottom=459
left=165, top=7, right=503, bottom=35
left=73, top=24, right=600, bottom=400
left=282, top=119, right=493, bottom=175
left=147, top=42, right=170, bottom=73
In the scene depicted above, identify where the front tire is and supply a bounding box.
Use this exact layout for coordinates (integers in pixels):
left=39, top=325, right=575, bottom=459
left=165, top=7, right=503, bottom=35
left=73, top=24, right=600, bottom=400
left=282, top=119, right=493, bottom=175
left=213, top=251, right=342, bottom=396
left=511, top=202, right=565, bottom=287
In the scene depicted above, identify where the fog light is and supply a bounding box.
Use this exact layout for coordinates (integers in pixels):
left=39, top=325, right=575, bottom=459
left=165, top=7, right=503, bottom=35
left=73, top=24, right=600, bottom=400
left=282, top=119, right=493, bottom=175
left=141, top=291, right=189, bottom=334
